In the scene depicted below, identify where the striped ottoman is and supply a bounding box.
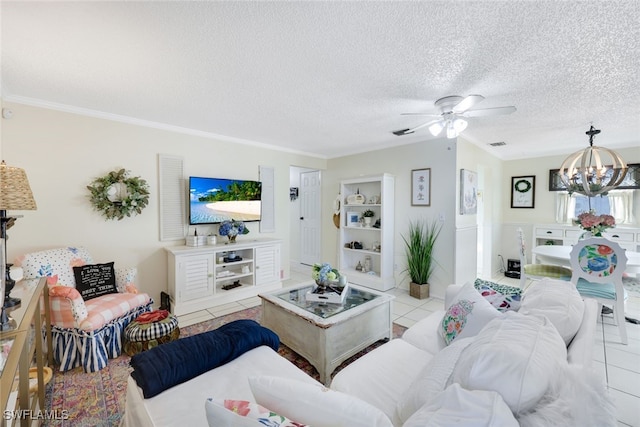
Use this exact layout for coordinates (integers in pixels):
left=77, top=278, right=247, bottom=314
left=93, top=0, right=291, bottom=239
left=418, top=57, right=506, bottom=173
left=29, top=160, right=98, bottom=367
left=124, top=311, right=180, bottom=356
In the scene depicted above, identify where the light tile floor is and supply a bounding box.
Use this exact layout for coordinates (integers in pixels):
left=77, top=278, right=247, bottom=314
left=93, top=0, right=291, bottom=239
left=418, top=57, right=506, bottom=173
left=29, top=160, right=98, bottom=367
left=177, top=270, right=640, bottom=427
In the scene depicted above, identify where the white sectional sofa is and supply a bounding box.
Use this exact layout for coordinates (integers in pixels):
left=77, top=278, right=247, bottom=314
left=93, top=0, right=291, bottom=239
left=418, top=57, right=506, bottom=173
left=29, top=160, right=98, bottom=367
left=123, top=279, right=615, bottom=427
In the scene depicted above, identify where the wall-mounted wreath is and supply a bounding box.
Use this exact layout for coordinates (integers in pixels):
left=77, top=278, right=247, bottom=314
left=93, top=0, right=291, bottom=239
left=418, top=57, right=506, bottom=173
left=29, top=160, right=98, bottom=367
left=87, top=168, right=150, bottom=220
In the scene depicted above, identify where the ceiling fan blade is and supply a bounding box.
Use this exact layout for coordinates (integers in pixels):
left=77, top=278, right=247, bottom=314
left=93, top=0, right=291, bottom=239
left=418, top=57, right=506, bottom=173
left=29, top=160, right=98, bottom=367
left=463, top=106, right=516, bottom=117
left=452, top=95, right=484, bottom=113
left=392, top=128, right=413, bottom=136
left=400, top=112, right=441, bottom=117
left=392, top=119, right=441, bottom=136
left=407, top=119, right=441, bottom=133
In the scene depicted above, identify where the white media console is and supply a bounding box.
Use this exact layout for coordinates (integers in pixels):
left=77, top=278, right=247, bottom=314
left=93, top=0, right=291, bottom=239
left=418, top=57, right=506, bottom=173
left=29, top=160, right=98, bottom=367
left=166, top=238, right=282, bottom=316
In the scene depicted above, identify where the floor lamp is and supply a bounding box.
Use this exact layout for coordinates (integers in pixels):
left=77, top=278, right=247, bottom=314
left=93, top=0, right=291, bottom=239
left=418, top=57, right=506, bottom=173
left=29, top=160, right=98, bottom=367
left=0, top=160, right=37, bottom=331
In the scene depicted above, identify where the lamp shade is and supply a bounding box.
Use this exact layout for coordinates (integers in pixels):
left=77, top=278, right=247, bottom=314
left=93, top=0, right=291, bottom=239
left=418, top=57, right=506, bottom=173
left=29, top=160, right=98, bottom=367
left=0, top=161, right=37, bottom=211
left=428, top=121, right=445, bottom=137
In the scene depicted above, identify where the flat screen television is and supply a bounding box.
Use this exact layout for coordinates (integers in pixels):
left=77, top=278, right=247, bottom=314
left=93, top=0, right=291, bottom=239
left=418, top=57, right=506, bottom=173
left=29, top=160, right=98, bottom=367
left=189, top=176, right=262, bottom=225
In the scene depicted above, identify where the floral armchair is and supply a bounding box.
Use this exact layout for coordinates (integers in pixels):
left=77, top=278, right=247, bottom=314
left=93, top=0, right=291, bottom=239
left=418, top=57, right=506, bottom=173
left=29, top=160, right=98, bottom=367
left=15, top=246, right=153, bottom=372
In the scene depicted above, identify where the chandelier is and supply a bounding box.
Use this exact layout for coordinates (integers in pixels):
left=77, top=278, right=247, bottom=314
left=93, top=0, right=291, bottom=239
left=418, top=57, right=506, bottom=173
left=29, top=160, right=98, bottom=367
left=558, top=125, right=628, bottom=197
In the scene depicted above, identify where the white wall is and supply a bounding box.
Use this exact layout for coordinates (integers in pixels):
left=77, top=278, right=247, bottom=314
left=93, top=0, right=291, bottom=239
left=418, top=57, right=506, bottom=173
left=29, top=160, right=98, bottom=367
left=1, top=102, right=326, bottom=304
left=456, top=138, right=505, bottom=280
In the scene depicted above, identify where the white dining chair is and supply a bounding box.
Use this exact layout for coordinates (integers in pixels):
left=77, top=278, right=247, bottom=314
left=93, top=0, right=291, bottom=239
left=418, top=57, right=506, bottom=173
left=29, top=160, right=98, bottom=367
left=569, top=237, right=628, bottom=345
left=516, top=228, right=572, bottom=289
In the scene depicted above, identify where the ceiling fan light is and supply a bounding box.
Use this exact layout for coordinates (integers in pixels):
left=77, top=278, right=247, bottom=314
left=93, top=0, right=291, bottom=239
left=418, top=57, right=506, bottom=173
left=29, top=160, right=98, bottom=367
left=428, top=121, right=444, bottom=136
left=446, top=121, right=457, bottom=139
left=453, top=118, right=468, bottom=133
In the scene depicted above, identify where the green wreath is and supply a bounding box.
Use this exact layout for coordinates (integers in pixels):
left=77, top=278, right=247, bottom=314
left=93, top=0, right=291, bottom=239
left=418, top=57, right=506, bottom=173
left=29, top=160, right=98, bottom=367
left=514, top=179, right=532, bottom=193
left=87, top=168, right=150, bottom=220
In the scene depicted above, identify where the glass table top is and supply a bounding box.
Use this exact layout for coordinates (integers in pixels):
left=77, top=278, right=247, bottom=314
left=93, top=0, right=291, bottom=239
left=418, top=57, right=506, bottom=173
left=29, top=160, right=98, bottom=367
left=272, top=283, right=381, bottom=319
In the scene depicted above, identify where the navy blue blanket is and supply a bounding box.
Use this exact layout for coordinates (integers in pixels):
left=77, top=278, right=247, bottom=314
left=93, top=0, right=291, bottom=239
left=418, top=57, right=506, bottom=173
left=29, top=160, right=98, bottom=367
left=130, top=319, right=279, bottom=398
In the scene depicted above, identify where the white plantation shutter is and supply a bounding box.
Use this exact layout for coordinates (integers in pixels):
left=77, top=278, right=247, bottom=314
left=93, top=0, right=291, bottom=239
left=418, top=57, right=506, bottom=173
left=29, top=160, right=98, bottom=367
left=159, top=154, right=186, bottom=241
left=260, top=165, right=275, bottom=233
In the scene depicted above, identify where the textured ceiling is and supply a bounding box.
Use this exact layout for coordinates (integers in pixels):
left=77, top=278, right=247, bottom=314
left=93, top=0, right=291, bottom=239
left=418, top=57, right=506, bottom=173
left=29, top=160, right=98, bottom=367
left=2, top=1, right=639, bottom=160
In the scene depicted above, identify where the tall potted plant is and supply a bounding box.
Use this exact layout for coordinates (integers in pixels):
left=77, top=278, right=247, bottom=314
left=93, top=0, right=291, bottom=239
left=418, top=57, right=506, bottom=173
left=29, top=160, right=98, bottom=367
left=402, top=218, right=442, bottom=299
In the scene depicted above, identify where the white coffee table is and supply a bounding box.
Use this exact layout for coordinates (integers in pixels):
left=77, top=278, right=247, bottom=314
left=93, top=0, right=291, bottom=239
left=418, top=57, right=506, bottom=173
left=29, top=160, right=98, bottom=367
left=259, top=281, right=394, bottom=385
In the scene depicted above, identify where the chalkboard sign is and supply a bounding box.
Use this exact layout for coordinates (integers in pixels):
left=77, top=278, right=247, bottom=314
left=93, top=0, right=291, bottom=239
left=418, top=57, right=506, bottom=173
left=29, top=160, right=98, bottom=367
left=73, top=262, right=118, bottom=301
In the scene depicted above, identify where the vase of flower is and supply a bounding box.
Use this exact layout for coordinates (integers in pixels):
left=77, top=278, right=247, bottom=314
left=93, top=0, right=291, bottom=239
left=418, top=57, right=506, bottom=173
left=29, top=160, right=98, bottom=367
left=579, top=231, right=593, bottom=240
left=573, top=211, right=615, bottom=239
left=315, top=280, right=328, bottom=291
left=312, top=263, right=340, bottom=292
left=219, top=219, right=249, bottom=244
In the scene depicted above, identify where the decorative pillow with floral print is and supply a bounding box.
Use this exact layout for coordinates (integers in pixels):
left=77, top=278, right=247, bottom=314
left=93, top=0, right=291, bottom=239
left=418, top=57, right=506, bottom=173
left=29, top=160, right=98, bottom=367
left=204, top=398, right=308, bottom=427
left=474, top=278, right=522, bottom=312
left=440, top=282, right=501, bottom=345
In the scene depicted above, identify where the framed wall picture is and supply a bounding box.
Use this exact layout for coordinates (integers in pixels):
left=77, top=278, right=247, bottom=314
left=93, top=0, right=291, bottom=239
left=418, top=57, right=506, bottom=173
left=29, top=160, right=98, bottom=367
left=411, top=168, right=431, bottom=206
left=346, top=211, right=360, bottom=227
left=511, top=175, right=535, bottom=208
left=460, top=169, right=478, bottom=215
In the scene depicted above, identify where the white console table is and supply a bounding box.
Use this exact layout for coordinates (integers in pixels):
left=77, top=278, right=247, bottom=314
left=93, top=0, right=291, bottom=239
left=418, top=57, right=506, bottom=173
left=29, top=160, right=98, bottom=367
left=533, top=223, right=640, bottom=252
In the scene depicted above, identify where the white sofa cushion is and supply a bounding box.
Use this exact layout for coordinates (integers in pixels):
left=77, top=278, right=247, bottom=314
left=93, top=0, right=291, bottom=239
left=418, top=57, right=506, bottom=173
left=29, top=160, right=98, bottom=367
left=400, top=309, right=446, bottom=355
left=452, top=311, right=567, bottom=414
left=440, top=281, right=501, bottom=345
left=519, top=278, right=585, bottom=345
left=396, top=336, right=475, bottom=423
left=403, top=383, right=519, bottom=427
left=249, top=376, right=393, bottom=427
left=516, top=364, right=616, bottom=427
left=330, top=339, right=432, bottom=426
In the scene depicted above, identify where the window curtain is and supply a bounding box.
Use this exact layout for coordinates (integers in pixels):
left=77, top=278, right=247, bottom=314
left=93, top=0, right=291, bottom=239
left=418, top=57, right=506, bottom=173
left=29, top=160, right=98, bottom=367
left=609, top=190, right=635, bottom=224
left=555, top=192, right=575, bottom=223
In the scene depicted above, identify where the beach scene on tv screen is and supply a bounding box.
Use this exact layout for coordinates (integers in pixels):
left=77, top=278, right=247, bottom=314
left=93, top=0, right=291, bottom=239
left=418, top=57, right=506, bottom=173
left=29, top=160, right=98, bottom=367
left=190, top=177, right=261, bottom=224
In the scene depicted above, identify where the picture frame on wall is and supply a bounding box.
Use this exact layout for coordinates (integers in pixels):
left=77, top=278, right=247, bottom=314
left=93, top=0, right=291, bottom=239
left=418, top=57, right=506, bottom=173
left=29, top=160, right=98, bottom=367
left=460, top=169, right=478, bottom=215
left=511, top=175, right=535, bottom=208
left=411, top=168, right=431, bottom=206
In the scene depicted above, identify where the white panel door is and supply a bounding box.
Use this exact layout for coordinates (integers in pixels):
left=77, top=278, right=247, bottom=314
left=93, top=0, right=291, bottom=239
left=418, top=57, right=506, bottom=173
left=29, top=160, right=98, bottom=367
left=300, top=170, right=321, bottom=266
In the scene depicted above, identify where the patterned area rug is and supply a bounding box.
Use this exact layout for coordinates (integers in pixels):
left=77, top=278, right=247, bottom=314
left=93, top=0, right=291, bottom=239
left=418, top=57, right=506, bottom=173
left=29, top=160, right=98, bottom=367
left=43, top=306, right=407, bottom=427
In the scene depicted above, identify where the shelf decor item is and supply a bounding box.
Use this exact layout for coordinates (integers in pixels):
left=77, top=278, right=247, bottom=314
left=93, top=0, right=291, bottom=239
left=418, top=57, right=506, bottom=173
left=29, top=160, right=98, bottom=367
left=218, top=219, right=249, bottom=243
left=402, top=218, right=442, bottom=299
left=346, top=211, right=360, bottom=227
left=87, top=168, right=149, bottom=220
left=362, top=209, right=375, bottom=227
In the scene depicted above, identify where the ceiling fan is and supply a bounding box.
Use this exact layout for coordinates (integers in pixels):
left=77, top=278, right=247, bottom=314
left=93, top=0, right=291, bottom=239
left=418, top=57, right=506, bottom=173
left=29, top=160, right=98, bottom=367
left=392, top=95, right=516, bottom=138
